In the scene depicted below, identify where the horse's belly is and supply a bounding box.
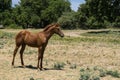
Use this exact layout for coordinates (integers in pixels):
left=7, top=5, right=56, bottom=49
left=25, top=40, right=40, bottom=47
left=27, top=43, right=39, bottom=47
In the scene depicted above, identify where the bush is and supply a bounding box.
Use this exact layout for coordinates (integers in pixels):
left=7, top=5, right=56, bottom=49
left=75, top=13, right=88, bottom=29
left=80, top=72, right=90, bottom=80
left=112, top=22, right=120, bottom=28
left=104, top=20, right=112, bottom=28
left=86, top=16, right=106, bottom=29
left=79, top=67, right=120, bottom=80
left=53, top=62, right=65, bottom=70
left=70, top=64, right=77, bottom=69
left=92, top=22, right=105, bottom=29
left=3, top=18, right=14, bottom=26
left=106, top=70, right=120, bottom=78
left=7, top=24, right=22, bottom=29
left=57, top=12, right=77, bottom=29
left=99, top=69, right=106, bottom=77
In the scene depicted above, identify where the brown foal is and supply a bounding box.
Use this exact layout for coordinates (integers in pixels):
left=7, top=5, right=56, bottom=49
left=11, top=23, right=64, bottom=70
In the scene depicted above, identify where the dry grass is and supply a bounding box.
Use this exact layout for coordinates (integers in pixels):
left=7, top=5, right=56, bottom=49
left=0, top=29, right=120, bottom=80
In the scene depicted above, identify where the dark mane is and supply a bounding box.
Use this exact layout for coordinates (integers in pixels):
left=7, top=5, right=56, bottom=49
left=43, top=23, right=55, bottom=31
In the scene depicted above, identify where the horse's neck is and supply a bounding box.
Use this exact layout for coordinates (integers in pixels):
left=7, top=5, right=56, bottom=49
left=43, top=29, right=54, bottom=40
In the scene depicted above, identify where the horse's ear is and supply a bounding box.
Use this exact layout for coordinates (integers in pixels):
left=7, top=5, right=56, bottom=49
left=55, top=23, right=60, bottom=27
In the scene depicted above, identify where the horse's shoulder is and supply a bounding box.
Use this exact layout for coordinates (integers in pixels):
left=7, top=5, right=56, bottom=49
left=37, top=32, right=46, bottom=43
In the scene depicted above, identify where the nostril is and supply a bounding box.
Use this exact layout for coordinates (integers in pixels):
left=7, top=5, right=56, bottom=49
left=61, top=34, right=64, bottom=37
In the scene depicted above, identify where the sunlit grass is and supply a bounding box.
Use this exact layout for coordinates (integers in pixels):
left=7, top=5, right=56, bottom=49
left=1, top=29, right=120, bottom=47
left=0, top=31, right=15, bottom=38
left=51, top=30, right=120, bottom=44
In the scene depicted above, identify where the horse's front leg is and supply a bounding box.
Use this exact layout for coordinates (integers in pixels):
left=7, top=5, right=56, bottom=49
left=40, top=44, right=47, bottom=70
left=37, top=47, right=42, bottom=70
left=37, top=45, right=46, bottom=70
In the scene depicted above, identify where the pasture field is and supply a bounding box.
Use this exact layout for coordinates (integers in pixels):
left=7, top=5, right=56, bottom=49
left=0, top=29, right=120, bottom=80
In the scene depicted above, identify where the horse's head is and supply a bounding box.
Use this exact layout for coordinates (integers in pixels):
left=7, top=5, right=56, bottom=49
left=52, top=23, right=64, bottom=37
left=44, top=23, right=64, bottom=37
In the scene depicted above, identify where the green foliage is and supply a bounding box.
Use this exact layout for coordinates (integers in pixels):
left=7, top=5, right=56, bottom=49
left=106, top=70, right=120, bottom=78
left=51, top=30, right=120, bottom=45
left=77, top=0, right=120, bottom=29
left=30, top=77, right=34, bottom=80
left=0, top=10, right=13, bottom=26
left=57, top=12, right=77, bottom=29
left=0, top=31, right=14, bottom=39
left=0, top=39, right=6, bottom=49
left=75, top=12, right=88, bottom=29
left=0, top=0, right=12, bottom=12
left=70, top=64, right=77, bottom=69
left=0, top=31, right=14, bottom=49
left=79, top=67, right=120, bottom=80
left=0, top=0, right=12, bottom=26
left=79, top=67, right=100, bottom=80
left=29, top=77, right=43, bottom=80
left=112, top=16, right=120, bottom=28
left=80, top=72, right=91, bottom=80
left=0, top=0, right=120, bottom=29
left=15, top=0, right=71, bottom=28
left=6, top=24, right=22, bottom=29
left=99, top=69, right=107, bottom=77
left=53, top=62, right=65, bottom=70
left=0, top=0, right=71, bottom=28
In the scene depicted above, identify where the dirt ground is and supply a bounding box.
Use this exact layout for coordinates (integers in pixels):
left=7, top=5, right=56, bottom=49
left=0, top=29, right=120, bottom=80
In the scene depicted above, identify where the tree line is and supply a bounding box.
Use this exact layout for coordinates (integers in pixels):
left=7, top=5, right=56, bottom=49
left=0, top=0, right=120, bottom=29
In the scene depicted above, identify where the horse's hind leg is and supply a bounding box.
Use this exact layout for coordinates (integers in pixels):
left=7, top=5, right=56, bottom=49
left=20, top=44, right=26, bottom=67
left=12, top=45, right=20, bottom=67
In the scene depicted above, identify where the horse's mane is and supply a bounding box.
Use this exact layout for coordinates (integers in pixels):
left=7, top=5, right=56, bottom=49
left=43, top=23, right=58, bottom=31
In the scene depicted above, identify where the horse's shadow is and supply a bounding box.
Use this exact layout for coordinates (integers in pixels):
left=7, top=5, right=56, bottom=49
left=15, top=65, right=63, bottom=71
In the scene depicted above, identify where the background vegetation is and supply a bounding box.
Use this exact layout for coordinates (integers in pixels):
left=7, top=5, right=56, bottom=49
left=0, top=0, right=120, bottom=29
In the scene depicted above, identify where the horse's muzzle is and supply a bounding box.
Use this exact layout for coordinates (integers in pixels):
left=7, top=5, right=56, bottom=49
left=60, top=34, right=64, bottom=37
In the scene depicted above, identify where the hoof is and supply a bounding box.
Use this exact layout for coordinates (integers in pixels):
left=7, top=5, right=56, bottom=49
left=11, top=65, right=15, bottom=68
left=22, top=65, right=26, bottom=68
left=37, top=68, right=44, bottom=71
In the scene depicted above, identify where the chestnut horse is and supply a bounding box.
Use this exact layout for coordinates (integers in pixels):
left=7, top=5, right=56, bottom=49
left=11, top=23, right=64, bottom=70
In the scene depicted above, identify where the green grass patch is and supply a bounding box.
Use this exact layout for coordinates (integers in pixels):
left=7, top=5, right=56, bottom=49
left=51, top=32, right=120, bottom=44
left=0, top=31, right=15, bottom=39
left=106, top=70, right=120, bottom=78
left=0, top=39, right=7, bottom=49
left=81, top=30, right=120, bottom=38
left=53, top=62, right=65, bottom=70
left=1, top=30, right=120, bottom=45
left=79, top=66, right=120, bottom=80
left=51, top=35, right=99, bottom=43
